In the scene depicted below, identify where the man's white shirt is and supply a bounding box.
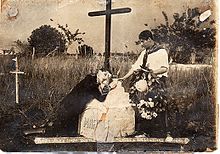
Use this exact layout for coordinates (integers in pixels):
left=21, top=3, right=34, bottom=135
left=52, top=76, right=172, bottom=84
left=131, top=48, right=169, bottom=77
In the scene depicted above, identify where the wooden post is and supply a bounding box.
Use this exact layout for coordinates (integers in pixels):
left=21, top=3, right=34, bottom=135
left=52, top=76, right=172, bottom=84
left=191, top=52, right=196, bottom=64
left=15, top=57, right=19, bottom=104
left=32, top=47, right=35, bottom=60
left=75, top=49, right=78, bottom=59
left=83, top=44, right=86, bottom=57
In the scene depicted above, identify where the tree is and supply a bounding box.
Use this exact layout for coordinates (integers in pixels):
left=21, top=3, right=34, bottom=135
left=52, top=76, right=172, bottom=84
left=56, top=23, right=85, bottom=47
left=27, top=23, right=88, bottom=57
left=28, top=25, right=66, bottom=56
left=148, top=8, right=216, bottom=64
left=55, top=23, right=94, bottom=57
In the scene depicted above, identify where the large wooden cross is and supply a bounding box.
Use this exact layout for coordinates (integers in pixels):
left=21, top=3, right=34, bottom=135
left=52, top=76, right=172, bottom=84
left=88, top=0, right=131, bottom=71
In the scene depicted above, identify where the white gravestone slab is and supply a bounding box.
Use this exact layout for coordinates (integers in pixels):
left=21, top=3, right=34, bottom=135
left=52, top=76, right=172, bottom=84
left=78, top=80, right=135, bottom=142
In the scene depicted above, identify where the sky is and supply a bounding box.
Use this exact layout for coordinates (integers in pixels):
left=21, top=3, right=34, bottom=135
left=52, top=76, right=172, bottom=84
left=0, top=0, right=216, bottom=53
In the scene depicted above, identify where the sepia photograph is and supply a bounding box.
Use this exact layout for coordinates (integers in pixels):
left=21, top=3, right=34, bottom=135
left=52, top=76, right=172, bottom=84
left=0, top=0, right=218, bottom=152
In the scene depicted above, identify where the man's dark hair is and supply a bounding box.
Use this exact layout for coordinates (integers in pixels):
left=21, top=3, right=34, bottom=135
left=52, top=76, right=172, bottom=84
left=139, top=30, right=153, bottom=41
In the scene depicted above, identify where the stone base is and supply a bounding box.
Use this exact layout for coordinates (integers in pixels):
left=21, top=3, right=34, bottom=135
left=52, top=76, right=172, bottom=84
left=78, top=81, right=135, bottom=142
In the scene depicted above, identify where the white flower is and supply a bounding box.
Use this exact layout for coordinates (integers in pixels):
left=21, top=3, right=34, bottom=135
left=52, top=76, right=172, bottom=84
left=141, top=111, right=152, bottom=120
left=141, top=112, right=147, bottom=118
left=148, top=101, right=154, bottom=108
left=131, top=103, right=136, bottom=107
left=135, top=80, right=148, bottom=92
left=146, top=111, right=151, bottom=114
left=139, top=108, right=145, bottom=113
left=152, top=112, right=158, bottom=117
left=140, top=99, right=147, bottom=104
left=138, top=100, right=147, bottom=108
left=145, top=115, right=152, bottom=120
left=148, top=98, right=152, bottom=101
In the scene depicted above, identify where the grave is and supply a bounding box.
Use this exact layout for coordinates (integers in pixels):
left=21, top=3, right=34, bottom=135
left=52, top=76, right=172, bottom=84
left=78, top=80, right=135, bottom=141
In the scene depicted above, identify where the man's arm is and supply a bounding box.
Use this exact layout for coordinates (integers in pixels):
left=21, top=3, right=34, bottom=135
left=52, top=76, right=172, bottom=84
left=152, top=66, right=168, bottom=75
left=119, top=69, right=134, bottom=80
left=120, top=50, right=146, bottom=80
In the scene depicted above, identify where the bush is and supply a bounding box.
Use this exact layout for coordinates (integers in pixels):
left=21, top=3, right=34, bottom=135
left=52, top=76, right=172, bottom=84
left=28, top=25, right=66, bottom=56
left=144, top=8, right=216, bottom=64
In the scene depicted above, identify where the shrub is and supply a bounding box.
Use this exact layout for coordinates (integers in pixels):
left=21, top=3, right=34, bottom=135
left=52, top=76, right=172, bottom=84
left=28, top=25, right=66, bottom=56
left=143, top=8, right=216, bottom=64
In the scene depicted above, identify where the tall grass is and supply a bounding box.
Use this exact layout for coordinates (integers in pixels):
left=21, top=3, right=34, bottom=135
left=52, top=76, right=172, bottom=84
left=0, top=55, right=134, bottom=119
left=167, top=65, right=214, bottom=112
left=0, top=55, right=214, bottom=111
left=166, top=65, right=215, bottom=139
left=0, top=55, right=216, bottom=149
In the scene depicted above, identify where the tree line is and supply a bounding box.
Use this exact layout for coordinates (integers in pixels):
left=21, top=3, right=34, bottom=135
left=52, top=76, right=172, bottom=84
left=15, top=7, right=215, bottom=64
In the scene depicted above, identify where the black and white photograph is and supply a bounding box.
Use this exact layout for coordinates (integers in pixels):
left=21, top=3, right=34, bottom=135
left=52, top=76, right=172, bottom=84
left=0, top=0, right=218, bottom=152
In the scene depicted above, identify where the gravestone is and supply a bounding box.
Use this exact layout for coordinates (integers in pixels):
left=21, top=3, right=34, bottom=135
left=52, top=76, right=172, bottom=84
left=78, top=80, right=135, bottom=142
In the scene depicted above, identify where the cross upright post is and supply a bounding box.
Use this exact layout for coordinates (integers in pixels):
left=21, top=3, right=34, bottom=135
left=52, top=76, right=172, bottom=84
left=88, top=0, right=131, bottom=71
left=105, top=0, right=111, bottom=71
left=0, top=0, right=2, bottom=13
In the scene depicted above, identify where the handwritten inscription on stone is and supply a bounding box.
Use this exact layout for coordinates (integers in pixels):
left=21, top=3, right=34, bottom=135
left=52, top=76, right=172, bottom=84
left=83, top=117, right=98, bottom=129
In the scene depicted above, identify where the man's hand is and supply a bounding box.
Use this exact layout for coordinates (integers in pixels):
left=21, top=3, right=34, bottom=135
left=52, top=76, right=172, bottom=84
left=109, top=80, right=118, bottom=89
left=118, top=77, right=124, bottom=82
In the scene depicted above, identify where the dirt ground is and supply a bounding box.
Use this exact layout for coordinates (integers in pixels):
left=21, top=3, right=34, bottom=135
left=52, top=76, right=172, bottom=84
left=0, top=106, right=216, bottom=152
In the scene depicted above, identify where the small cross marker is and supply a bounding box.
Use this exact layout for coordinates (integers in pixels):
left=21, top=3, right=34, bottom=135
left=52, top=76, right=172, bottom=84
left=10, top=57, right=25, bottom=104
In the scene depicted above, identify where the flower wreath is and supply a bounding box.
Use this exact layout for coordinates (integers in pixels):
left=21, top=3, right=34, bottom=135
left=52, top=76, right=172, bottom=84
left=129, top=66, right=167, bottom=120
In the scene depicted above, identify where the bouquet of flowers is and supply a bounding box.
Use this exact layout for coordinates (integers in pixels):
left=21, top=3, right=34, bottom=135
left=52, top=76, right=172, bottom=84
left=129, top=66, right=167, bottom=120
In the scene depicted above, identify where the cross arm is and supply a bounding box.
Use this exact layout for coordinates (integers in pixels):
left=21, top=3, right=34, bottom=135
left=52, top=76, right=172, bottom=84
left=10, top=71, right=25, bottom=74
left=88, top=7, right=131, bottom=17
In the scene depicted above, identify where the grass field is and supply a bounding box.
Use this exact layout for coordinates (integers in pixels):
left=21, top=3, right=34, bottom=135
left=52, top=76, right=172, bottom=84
left=0, top=55, right=216, bottom=151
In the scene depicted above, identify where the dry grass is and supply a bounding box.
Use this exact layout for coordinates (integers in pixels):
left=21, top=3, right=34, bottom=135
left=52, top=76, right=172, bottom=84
left=0, top=55, right=214, bottom=114
left=0, top=55, right=134, bottom=120
left=0, top=55, right=216, bottom=150
left=166, top=65, right=215, bottom=138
